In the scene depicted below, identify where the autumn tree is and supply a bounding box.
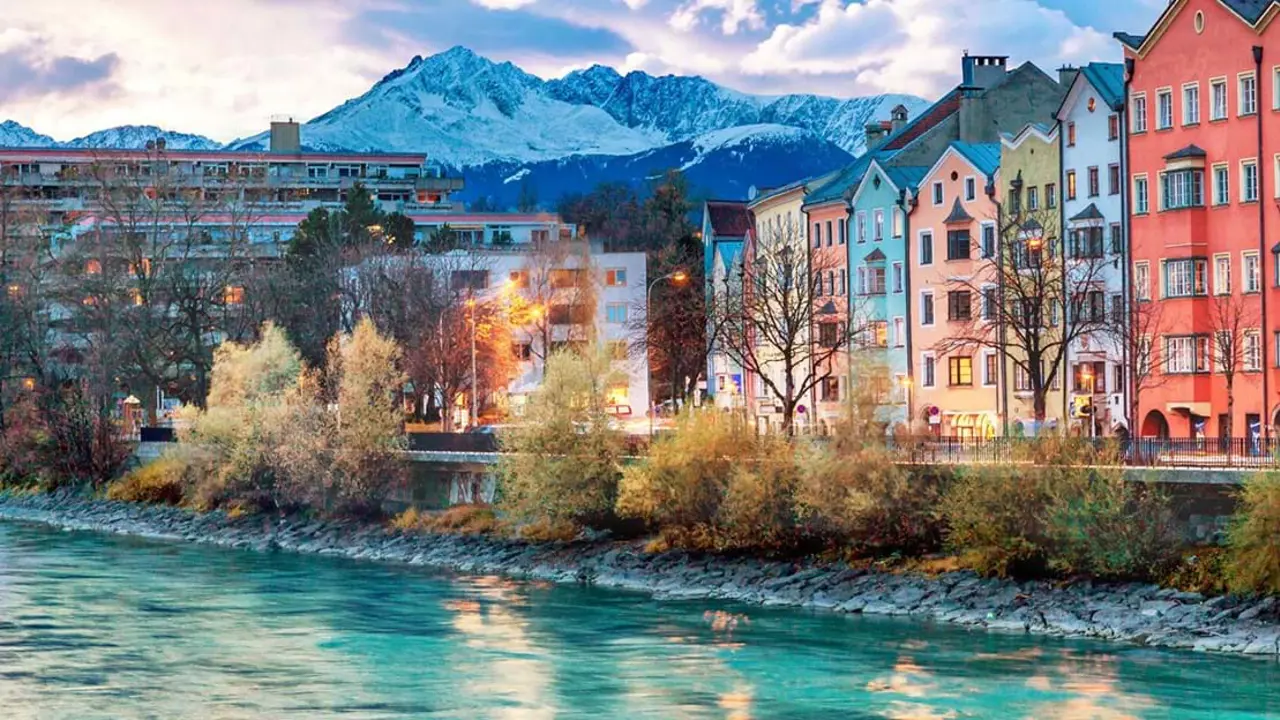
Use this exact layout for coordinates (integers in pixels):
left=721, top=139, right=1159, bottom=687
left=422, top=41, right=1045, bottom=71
left=934, top=206, right=1113, bottom=424
left=1208, top=292, right=1261, bottom=440
left=717, top=217, right=866, bottom=434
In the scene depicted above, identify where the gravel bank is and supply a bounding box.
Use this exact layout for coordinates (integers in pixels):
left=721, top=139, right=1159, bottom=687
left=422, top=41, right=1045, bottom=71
left=1, top=490, right=1277, bottom=656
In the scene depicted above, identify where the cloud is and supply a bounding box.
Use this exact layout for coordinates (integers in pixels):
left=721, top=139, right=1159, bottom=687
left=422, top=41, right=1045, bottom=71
left=0, top=39, right=119, bottom=103
left=669, top=0, right=766, bottom=35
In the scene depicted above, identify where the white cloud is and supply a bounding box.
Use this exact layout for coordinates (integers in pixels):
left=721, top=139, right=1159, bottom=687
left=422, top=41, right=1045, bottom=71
left=669, top=0, right=766, bottom=35
left=470, top=0, right=537, bottom=8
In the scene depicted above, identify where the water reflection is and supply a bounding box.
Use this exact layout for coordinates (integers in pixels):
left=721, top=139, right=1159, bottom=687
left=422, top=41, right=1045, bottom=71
left=0, top=522, right=1276, bottom=719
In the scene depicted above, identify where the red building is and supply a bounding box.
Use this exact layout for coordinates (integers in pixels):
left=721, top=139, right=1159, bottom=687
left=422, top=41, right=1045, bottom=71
left=1119, top=0, right=1280, bottom=439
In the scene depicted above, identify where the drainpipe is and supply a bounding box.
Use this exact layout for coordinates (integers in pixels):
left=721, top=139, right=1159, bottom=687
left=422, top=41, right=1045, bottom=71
left=1124, top=57, right=1138, bottom=439
left=989, top=182, right=1009, bottom=437
left=1255, top=45, right=1270, bottom=442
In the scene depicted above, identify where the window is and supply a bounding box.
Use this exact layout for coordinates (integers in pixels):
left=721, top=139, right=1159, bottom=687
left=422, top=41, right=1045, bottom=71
left=983, top=352, right=998, bottom=387
left=893, top=317, right=905, bottom=347
left=451, top=270, right=489, bottom=290
left=1132, top=93, right=1148, bottom=133
left=947, top=290, right=971, bottom=321
left=1014, top=364, right=1032, bottom=392
left=818, top=322, right=839, bottom=348
left=1242, top=159, right=1259, bottom=202
left=820, top=377, right=840, bottom=402
left=1046, top=183, right=1057, bottom=209
left=604, top=268, right=627, bottom=287
left=1072, top=227, right=1104, bottom=259
left=873, top=210, right=884, bottom=241
left=1108, top=114, right=1120, bottom=140
left=223, top=286, right=244, bottom=305
left=871, top=321, right=888, bottom=348
left=1214, top=253, right=1231, bottom=295
left=1027, top=186, right=1039, bottom=210
left=85, top=259, right=101, bottom=275
left=964, top=176, right=976, bottom=201
left=922, top=354, right=936, bottom=388
left=932, top=181, right=943, bottom=206
left=946, top=229, right=970, bottom=261
left=1165, top=335, right=1210, bottom=374
left=1163, top=258, right=1207, bottom=298
left=1067, top=121, right=1076, bottom=146
left=1161, top=169, right=1203, bottom=209
left=1274, top=67, right=1280, bottom=110
left=813, top=222, right=822, bottom=248
left=825, top=220, right=834, bottom=247
left=1111, top=292, right=1124, bottom=324
left=1211, top=78, right=1228, bottom=120
left=1246, top=331, right=1262, bottom=371
left=839, top=218, right=847, bottom=245
left=866, top=267, right=886, bottom=295
left=1108, top=164, right=1121, bottom=196
left=608, top=341, right=628, bottom=361
left=1073, top=362, right=1107, bottom=393
left=1085, top=290, right=1106, bottom=322
left=981, top=223, right=995, bottom=258
left=549, top=269, right=586, bottom=288
left=1244, top=251, right=1261, bottom=293
left=921, top=291, right=935, bottom=326
left=1156, top=88, right=1173, bottom=129
left=827, top=271, right=836, bottom=297
left=1134, top=175, right=1149, bottom=214
left=1066, top=170, right=1077, bottom=200
left=605, top=304, right=628, bottom=324
left=981, top=286, right=998, bottom=321
left=919, top=230, right=934, bottom=265
left=839, top=269, right=847, bottom=295
left=1109, top=223, right=1123, bottom=254
left=892, top=209, right=903, bottom=238
left=856, top=212, right=867, bottom=243
left=1183, top=82, right=1200, bottom=124
left=856, top=267, right=866, bottom=295
left=1213, top=163, right=1230, bottom=205
left=550, top=304, right=590, bottom=325
left=1135, top=261, right=1151, bottom=301
left=892, top=262, right=903, bottom=293
left=1240, top=72, right=1258, bottom=116
left=513, top=343, right=533, bottom=361
left=1088, top=167, right=1099, bottom=197
left=948, top=356, right=973, bottom=386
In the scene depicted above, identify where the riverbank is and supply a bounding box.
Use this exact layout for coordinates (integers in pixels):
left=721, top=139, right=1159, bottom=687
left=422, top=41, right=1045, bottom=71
left=1, top=490, right=1277, bottom=656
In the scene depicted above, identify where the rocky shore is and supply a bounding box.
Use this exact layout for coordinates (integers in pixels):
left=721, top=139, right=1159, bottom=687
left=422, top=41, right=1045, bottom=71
left=1, top=490, right=1277, bottom=656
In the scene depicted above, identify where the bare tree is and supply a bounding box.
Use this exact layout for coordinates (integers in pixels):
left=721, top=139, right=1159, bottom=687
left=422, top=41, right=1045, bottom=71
left=1208, top=292, right=1261, bottom=439
left=1107, top=296, right=1170, bottom=437
left=934, top=206, right=1114, bottom=424
left=717, top=218, right=867, bottom=434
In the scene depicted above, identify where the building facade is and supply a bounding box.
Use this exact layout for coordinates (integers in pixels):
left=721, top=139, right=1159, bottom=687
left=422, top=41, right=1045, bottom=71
left=701, top=200, right=750, bottom=411
left=1118, top=0, right=1280, bottom=439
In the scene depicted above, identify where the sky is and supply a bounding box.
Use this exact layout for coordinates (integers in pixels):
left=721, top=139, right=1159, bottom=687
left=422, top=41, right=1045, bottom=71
left=1, top=0, right=1166, bottom=143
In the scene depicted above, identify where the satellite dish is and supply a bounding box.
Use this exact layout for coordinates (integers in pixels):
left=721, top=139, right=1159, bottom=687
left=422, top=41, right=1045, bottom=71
left=747, top=185, right=759, bottom=201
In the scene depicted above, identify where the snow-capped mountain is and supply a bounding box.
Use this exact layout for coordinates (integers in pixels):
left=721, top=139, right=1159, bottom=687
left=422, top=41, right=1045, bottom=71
left=226, top=46, right=926, bottom=167
left=62, top=125, right=222, bottom=151
left=0, top=121, right=219, bottom=150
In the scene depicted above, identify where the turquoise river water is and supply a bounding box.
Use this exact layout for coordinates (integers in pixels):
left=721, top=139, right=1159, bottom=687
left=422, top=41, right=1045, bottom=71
left=0, top=522, right=1277, bottom=719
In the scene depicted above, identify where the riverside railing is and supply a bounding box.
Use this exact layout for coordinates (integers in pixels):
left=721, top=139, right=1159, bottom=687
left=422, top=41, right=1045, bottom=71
left=888, top=435, right=1280, bottom=470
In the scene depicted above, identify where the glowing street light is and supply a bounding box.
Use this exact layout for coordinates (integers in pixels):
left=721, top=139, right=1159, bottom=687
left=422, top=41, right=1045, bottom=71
left=647, top=269, right=691, bottom=436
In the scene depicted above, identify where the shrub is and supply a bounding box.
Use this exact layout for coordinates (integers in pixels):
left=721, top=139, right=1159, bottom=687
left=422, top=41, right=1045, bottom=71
left=1046, top=471, right=1181, bottom=581
left=1225, top=471, right=1280, bottom=595
left=714, top=437, right=800, bottom=552
left=499, top=349, right=625, bottom=529
left=107, top=456, right=186, bottom=505
left=391, top=505, right=499, bottom=535
left=940, top=461, right=1055, bottom=577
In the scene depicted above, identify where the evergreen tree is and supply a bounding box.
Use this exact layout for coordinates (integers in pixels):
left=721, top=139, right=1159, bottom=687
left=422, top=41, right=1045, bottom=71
left=516, top=178, right=539, bottom=213
left=384, top=212, right=417, bottom=249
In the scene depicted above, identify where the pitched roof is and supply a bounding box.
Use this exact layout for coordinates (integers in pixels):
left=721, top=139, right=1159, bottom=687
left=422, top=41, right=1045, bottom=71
left=1222, top=0, right=1277, bottom=24
left=882, top=89, right=962, bottom=151
left=750, top=169, right=839, bottom=207
left=705, top=200, right=751, bottom=237
left=863, top=248, right=887, bottom=263
left=1021, top=217, right=1044, bottom=233
left=816, top=300, right=840, bottom=316
left=1069, top=203, right=1105, bottom=222
left=882, top=165, right=929, bottom=192
left=804, top=152, right=884, bottom=207
left=950, top=141, right=1001, bottom=177
left=1113, top=31, right=1146, bottom=51
left=715, top=240, right=743, bottom=270
left=1080, top=62, right=1125, bottom=110
left=1164, top=144, right=1207, bottom=160
left=943, top=198, right=974, bottom=224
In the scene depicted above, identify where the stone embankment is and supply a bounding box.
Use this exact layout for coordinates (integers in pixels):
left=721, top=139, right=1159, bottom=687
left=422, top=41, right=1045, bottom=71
left=1, top=490, right=1277, bottom=656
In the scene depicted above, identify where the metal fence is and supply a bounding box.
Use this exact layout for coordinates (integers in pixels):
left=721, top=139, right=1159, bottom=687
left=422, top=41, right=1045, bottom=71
left=890, top=436, right=1280, bottom=470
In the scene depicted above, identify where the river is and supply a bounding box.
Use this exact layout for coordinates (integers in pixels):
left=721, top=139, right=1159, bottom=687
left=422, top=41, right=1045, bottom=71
left=0, top=522, right=1276, bottom=719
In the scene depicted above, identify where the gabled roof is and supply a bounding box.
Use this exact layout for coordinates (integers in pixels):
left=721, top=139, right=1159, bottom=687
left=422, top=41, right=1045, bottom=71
left=943, top=198, right=974, bottom=224
left=1080, top=63, right=1125, bottom=109
left=803, top=151, right=885, bottom=207
left=882, top=165, right=929, bottom=193
left=1069, top=203, right=1105, bottom=222
left=705, top=200, right=751, bottom=237
left=749, top=169, right=839, bottom=208
left=882, top=89, right=962, bottom=151
left=950, top=142, right=1002, bottom=177
left=715, top=240, right=743, bottom=271
left=1001, top=122, right=1057, bottom=149
left=1118, top=1, right=1280, bottom=58
left=1113, top=31, right=1146, bottom=51
left=1021, top=217, right=1044, bottom=233
left=1164, top=144, right=1207, bottom=160
left=1223, top=0, right=1278, bottom=24
left=863, top=248, right=887, bottom=263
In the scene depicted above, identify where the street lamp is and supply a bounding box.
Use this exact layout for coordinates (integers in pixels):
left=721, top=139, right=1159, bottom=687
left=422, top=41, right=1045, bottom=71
left=467, top=297, right=477, bottom=429
left=1081, top=365, right=1095, bottom=439
left=647, top=270, right=689, bottom=436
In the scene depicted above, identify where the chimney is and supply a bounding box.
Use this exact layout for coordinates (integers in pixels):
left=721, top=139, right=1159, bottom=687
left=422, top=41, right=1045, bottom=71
left=269, top=117, right=301, bottom=153
left=864, top=120, right=893, bottom=150
left=1057, top=64, right=1079, bottom=87
left=960, top=52, right=1009, bottom=90
left=890, top=104, right=909, bottom=133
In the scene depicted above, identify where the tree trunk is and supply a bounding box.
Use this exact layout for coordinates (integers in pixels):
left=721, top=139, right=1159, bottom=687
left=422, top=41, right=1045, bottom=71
left=1226, top=375, right=1234, bottom=440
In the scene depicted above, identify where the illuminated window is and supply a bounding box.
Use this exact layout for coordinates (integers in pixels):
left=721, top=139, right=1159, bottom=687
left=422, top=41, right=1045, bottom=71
left=85, top=259, right=102, bottom=275
left=223, top=286, right=245, bottom=305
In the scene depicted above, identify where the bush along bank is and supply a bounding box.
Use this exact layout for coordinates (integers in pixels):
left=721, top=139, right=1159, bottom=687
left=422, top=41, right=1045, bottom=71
left=0, top=489, right=1278, bottom=656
